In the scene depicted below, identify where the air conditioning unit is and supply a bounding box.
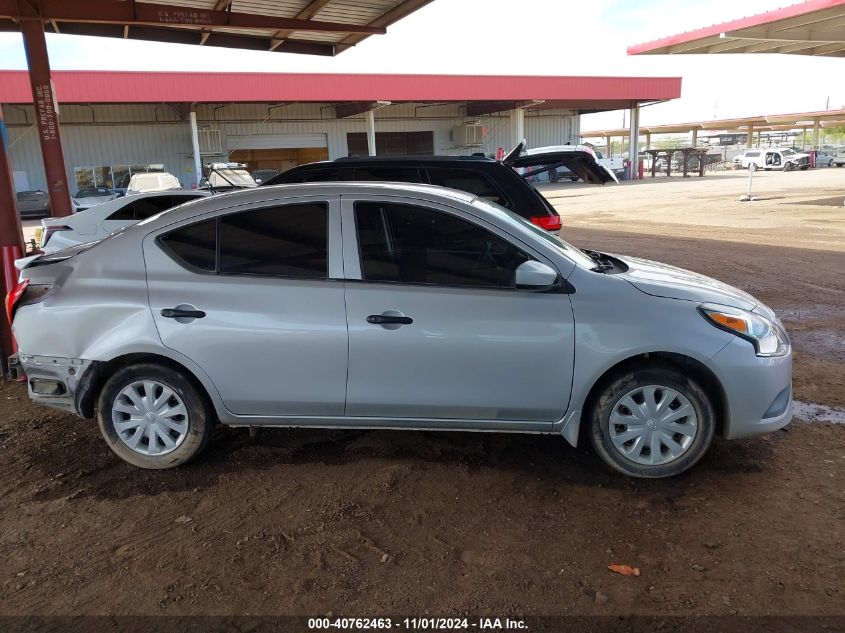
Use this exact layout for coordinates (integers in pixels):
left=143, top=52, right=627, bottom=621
left=452, top=123, right=485, bottom=147
left=198, top=128, right=222, bottom=155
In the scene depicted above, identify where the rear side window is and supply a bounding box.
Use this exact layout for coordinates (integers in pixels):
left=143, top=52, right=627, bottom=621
left=219, top=203, right=328, bottom=278
left=426, top=168, right=508, bottom=207
left=746, top=151, right=761, bottom=157
left=353, top=167, right=423, bottom=183
left=107, top=195, right=194, bottom=221
left=272, top=168, right=339, bottom=184
left=355, top=201, right=530, bottom=289
left=159, top=218, right=217, bottom=272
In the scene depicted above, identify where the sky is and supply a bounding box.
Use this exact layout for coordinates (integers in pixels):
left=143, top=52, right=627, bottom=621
left=0, top=0, right=842, bottom=133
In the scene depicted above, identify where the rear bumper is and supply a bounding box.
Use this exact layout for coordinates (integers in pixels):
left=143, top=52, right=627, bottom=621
left=709, top=338, right=793, bottom=439
left=14, top=353, right=94, bottom=416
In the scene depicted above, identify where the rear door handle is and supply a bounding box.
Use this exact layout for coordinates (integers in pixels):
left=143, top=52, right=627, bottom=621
left=161, top=308, right=206, bottom=319
left=367, top=314, right=413, bottom=325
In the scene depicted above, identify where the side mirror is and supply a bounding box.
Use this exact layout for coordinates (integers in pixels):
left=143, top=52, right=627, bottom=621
left=515, top=260, right=558, bottom=291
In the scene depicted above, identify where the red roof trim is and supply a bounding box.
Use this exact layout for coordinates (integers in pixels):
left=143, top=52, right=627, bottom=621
left=628, top=0, right=845, bottom=55
left=0, top=70, right=681, bottom=104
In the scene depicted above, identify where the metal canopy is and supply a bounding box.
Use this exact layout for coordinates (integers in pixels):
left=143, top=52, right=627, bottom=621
left=628, top=0, right=845, bottom=57
left=581, top=108, right=845, bottom=138
left=0, top=0, right=434, bottom=56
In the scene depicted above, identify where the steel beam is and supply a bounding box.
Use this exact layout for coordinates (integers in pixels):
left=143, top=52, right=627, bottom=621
left=1, top=0, right=386, bottom=35
left=270, top=0, right=334, bottom=50
left=189, top=110, right=202, bottom=189
left=628, top=105, right=640, bottom=180
left=0, top=105, right=25, bottom=367
left=366, top=110, right=376, bottom=157
left=20, top=19, right=72, bottom=217
left=0, top=106, right=25, bottom=252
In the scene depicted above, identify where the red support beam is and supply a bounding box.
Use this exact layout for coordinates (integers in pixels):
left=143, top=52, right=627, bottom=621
left=20, top=18, right=73, bottom=217
left=0, top=105, right=25, bottom=368
left=1, top=0, right=386, bottom=35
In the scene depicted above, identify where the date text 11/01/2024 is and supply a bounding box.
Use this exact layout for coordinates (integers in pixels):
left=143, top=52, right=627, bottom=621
left=307, top=618, right=528, bottom=630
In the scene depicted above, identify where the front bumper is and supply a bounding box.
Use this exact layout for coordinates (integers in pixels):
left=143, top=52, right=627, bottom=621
left=709, top=338, right=793, bottom=439
left=12, top=353, right=94, bottom=416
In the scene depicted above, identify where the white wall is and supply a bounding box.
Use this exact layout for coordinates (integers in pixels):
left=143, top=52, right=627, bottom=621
left=3, top=102, right=580, bottom=193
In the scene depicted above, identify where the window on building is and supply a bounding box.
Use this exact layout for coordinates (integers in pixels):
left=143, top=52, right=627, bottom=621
left=355, top=201, right=530, bottom=289
left=347, top=131, right=434, bottom=156
left=219, top=203, right=328, bottom=278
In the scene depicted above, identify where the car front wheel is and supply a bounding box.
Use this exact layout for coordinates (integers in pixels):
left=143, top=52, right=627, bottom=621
left=588, top=365, right=716, bottom=478
left=97, top=363, right=213, bottom=469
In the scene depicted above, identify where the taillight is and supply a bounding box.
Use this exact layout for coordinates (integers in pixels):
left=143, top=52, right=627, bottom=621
left=530, top=215, right=562, bottom=231
left=41, top=225, right=71, bottom=247
left=5, top=278, right=29, bottom=324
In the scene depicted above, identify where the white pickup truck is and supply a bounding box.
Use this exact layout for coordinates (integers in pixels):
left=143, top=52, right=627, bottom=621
left=741, top=148, right=810, bottom=171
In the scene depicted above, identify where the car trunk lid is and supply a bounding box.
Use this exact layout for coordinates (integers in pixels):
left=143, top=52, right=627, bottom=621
left=503, top=141, right=619, bottom=185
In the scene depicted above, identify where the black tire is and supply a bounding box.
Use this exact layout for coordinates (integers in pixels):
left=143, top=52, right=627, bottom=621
left=97, top=363, right=213, bottom=469
left=548, top=168, right=559, bottom=183
left=588, top=364, right=716, bottom=478
left=570, top=176, right=579, bottom=182
left=799, top=164, right=809, bottom=170
left=783, top=162, right=793, bottom=172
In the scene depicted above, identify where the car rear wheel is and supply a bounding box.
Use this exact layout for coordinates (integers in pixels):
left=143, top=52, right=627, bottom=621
left=548, top=168, right=559, bottom=183
left=97, top=363, right=213, bottom=469
left=588, top=365, right=715, bottom=478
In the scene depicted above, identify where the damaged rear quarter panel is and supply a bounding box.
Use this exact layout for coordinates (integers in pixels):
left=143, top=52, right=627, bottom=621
left=14, top=231, right=166, bottom=361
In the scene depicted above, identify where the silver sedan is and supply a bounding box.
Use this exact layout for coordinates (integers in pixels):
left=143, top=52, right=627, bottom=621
left=9, top=183, right=792, bottom=477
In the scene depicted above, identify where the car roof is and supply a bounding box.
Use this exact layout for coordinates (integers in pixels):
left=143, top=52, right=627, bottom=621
left=136, top=182, right=480, bottom=229
left=303, top=155, right=497, bottom=166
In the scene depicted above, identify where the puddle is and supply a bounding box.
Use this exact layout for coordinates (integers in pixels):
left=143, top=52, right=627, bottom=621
left=792, top=401, right=845, bottom=424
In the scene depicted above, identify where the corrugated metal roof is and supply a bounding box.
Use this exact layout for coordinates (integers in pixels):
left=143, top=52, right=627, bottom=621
left=629, top=0, right=845, bottom=57
left=0, top=71, right=682, bottom=111
left=0, top=0, right=435, bottom=56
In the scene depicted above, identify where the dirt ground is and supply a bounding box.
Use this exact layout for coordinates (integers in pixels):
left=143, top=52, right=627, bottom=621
left=2, top=169, right=843, bottom=618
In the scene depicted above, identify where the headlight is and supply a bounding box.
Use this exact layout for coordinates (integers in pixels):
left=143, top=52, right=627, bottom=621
left=698, top=304, right=790, bottom=357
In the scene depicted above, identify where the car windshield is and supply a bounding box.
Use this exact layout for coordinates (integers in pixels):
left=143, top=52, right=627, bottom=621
left=207, top=169, right=257, bottom=188
left=470, top=198, right=598, bottom=270
left=76, top=188, right=112, bottom=198
left=781, top=149, right=796, bottom=156
left=17, top=191, right=43, bottom=200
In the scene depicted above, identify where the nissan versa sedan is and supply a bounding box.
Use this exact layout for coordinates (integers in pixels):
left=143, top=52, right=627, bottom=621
left=7, top=183, right=792, bottom=477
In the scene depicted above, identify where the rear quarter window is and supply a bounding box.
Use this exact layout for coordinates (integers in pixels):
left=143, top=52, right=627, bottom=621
left=158, top=218, right=217, bottom=272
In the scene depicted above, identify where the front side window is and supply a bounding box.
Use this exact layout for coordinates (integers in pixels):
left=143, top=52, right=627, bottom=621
left=219, top=203, right=328, bottom=278
left=355, top=201, right=530, bottom=289
left=426, top=168, right=508, bottom=207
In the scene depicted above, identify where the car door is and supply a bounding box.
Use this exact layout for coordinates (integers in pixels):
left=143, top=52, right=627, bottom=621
left=341, top=195, right=575, bottom=428
left=144, top=195, right=348, bottom=417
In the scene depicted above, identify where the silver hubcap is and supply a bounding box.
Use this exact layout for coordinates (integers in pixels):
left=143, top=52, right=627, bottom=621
left=608, top=385, right=697, bottom=466
left=111, top=380, right=189, bottom=456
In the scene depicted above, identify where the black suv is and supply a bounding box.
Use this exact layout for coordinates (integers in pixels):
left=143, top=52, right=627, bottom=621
left=262, top=143, right=616, bottom=232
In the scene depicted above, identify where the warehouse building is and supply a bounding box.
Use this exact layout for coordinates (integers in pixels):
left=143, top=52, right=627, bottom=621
left=0, top=70, right=680, bottom=193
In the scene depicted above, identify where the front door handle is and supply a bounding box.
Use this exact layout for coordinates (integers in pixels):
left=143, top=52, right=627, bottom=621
left=367, top=314, right=413, bottom=325
left=161, top=308, right=206, bottom=319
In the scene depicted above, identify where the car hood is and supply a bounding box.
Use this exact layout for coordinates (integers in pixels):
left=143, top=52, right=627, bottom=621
left=614, top=254, right=757, bottom=310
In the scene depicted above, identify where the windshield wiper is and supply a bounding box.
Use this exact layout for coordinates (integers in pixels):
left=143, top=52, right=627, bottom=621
left=582, top=249, right=613, bottom=273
